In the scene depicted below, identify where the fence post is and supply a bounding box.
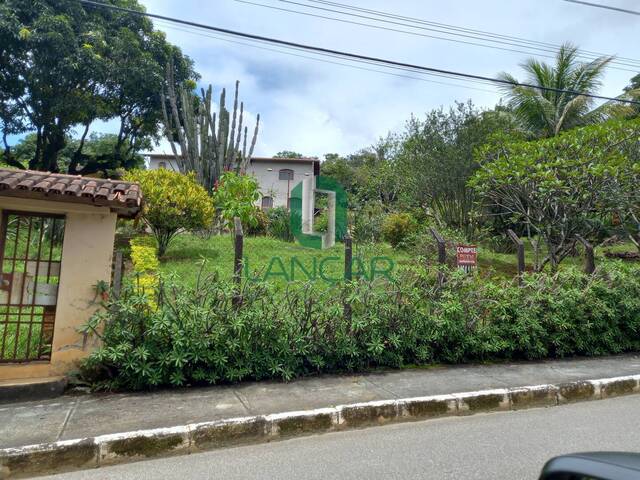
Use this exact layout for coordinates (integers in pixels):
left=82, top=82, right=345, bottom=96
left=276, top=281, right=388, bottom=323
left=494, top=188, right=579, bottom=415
left=575, top=234, right=595, bottom=275
left=343, top=233, right=352, bottom=320
left=112, top=251, right=123, bottom=299
left=507, top=229, right=525, bottom=285
left=429, top=227, right=446, bottom=265
left=344, top=233, right=352, bottom=281
left=233, top=217, right=244, bottom=306
left=429, top=227, right=447, bottom=285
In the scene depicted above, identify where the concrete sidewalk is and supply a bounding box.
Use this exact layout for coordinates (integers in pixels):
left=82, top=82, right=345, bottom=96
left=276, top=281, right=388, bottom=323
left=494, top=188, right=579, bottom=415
left=2, top=354, right=640, bottom=450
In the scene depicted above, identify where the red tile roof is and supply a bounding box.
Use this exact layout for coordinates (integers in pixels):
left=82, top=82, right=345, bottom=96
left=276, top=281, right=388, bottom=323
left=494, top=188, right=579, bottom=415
left=0, top=168, right=143, bottom=218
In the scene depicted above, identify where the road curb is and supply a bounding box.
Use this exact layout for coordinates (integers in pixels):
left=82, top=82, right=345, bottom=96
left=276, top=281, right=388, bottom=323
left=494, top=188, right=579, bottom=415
left=1, top=374, right=639, bottom=479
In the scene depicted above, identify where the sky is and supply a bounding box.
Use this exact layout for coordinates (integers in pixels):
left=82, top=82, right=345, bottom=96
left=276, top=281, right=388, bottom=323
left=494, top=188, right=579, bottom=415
left=13, top=0, right=640, bottom=158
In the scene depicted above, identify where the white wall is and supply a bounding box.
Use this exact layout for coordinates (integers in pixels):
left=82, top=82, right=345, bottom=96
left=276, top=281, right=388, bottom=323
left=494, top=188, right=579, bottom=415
left=146, top=156, right=316, bottom=209
left=246, top=161, right=315, bottom=208
left=146, top=156, right=181, bottom=171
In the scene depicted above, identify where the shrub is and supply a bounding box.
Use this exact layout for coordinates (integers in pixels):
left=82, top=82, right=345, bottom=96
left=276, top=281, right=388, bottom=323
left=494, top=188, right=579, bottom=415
left=124, top=169, right=214, bottom=257
left=80, top=263, right=640, bottom=391
left=314, top=211, right=328, bottom=233
left=212, top=171, right=261, bottom=230
left=246, top=208, right=269, bottom=236
left=352, top=202, right=385, bottom=244
left=266, top=207, right=294, bottom=242
left=129, top=236, right=159, bottom=304
left=382, top=212, right=417, bottom=247
left=408, top=226, right=468, bottom=267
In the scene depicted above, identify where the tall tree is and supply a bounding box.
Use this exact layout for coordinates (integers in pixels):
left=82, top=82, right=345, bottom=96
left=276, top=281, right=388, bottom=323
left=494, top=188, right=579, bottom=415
left=0, top=0, right=195, bottom=174
left=498, top=43, right=612, bottom=137
left=471, top=119, right=640, bottom=270
left=398, top=102, right=521, bottom=236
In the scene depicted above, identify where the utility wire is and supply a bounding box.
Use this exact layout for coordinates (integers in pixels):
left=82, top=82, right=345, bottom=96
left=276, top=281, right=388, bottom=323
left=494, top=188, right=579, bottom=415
left=303, top=0, right=640, bottom=67
left=153, top=18, right=499, bottom=90
left=563, top=0, right=640, bottom=16
left=236, top=0, right=638, bottom=73
left=154, top=19, right=499, bottom=93
left=79, top=0, right=640, bottom=105
left=260, top=0, right=640, bottom=71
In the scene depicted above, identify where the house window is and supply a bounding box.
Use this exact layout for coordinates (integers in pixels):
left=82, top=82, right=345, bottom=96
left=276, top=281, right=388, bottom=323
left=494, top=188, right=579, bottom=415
left=279, top=169, right=294, bottom=181
left=261, top=196, right=273, bottom=210
left=158, top=161, right=167, bottom=169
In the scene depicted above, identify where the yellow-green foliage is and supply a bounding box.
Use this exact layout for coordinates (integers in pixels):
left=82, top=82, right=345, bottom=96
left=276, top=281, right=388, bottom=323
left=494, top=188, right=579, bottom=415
left=382, top=213, right=417, bottom=248
left=131, top=244, right=159, bottom=273
left=124, top=169, right=214, bottom=256
left=130, top=237, right=159, bottom=303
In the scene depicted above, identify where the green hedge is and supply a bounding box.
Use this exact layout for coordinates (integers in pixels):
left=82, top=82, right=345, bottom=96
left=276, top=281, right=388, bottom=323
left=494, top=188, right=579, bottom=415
left=80, top=263, right=640, bottom=390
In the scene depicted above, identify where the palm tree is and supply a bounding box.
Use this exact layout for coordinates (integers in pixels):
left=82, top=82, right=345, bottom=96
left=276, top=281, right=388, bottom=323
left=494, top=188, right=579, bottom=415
left=498, top=43, right=613, bottom=137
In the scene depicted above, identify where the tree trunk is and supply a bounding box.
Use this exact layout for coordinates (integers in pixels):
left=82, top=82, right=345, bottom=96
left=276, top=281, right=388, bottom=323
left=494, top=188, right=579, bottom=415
left=2, top=132, right=25, bottom=169
left=68, top=123, right=90, bottom=175
left=37, top=123, right=65, bottom=173
left=31, top=128, right=43, bottom=170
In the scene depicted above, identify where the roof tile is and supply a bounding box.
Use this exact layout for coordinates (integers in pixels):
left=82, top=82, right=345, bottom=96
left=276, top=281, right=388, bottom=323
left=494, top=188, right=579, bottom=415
left=0, top=168, right=143, bottom=218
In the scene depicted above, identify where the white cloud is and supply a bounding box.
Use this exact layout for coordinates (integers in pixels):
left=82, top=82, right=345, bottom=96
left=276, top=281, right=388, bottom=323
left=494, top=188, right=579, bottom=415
left=125, top=0, right=640, bottom=157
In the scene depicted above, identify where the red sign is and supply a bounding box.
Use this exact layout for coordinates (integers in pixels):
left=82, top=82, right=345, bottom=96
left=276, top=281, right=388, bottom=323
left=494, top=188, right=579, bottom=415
left=456, top=245, right=477, bottom=267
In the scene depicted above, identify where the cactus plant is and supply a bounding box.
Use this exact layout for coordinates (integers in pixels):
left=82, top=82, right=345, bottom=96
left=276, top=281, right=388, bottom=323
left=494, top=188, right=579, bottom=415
left=161, top=60, right=260, bottom=192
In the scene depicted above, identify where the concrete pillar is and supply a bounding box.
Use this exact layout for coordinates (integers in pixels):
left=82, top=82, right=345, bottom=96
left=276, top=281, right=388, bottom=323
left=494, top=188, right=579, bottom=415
left=322, top=191, right=336, bottom=249
left=301, top=175, right=315, bottom=234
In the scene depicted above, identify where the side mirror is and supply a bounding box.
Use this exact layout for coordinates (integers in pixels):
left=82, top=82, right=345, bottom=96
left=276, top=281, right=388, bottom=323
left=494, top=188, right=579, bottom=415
left=539, top=452, right=640, bottom=480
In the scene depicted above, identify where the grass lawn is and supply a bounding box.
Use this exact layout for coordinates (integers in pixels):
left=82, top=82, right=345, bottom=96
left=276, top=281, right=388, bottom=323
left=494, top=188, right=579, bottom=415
left=152, top=233, right=638, bottom=288
left=159, top=234, right=414, bottom=288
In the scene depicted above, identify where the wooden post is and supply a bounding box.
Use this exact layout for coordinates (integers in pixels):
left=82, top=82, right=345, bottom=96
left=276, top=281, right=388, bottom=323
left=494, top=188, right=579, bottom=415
left=344, top=234, right=352, bottom=281
left=112, top=251, right=123, bottom=299
left=575, top=234, right=595, bottom=275
left=343, top=233, right=352, bottom=320
left=233, top=217, right=244, bottom=306
left=429, top=227, right=447, bottom=285
left=507, top=229, right=525, bottom=284
left=429, top=227, right=446, bottom=265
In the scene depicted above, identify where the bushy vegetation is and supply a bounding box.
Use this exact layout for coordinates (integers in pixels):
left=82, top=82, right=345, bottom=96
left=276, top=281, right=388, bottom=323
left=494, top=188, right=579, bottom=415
left=124, top=169, right=214, bottom=256
left=81, top=262, right=640, bottom=390
left=211, top=171, right=261, bottom=229
left=471, top=118, right=640, bottom=269
left=381, top=212, right=417, bottom=248
left=266, top=207, right=294, bottom=242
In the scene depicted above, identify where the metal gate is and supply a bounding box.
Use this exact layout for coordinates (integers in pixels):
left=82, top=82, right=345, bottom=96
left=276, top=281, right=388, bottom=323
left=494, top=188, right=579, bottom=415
left=0, top=211, right=65, bottom=363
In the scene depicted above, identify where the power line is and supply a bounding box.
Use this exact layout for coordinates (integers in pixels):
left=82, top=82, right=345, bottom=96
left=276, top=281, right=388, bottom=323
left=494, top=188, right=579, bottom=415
left=563, top=0, right=640, bottom=16
left=153, top=19, right=499, bottom=93
left=256, top=0, right=640, bottom=72
left=79, top=0, right=640, bottom=105
left=153, top=20, right=500, bottom=92
left=302, top=0, right=640, bottom=67
left=237, top=0, right=581, bottom=67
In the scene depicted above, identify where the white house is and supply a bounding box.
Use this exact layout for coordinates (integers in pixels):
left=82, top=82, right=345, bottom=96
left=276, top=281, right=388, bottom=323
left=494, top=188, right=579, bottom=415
left=145, top=154, right=320, bottom=209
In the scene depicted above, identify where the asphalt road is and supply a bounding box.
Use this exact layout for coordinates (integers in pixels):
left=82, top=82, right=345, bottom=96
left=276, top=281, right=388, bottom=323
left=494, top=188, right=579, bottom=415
left=40, top=395, right=640, bottom=480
